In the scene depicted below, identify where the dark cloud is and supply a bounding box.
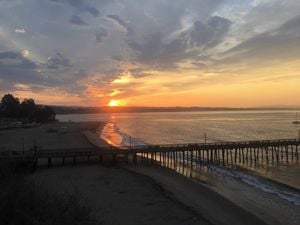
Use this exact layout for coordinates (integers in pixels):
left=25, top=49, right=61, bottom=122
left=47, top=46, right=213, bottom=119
left=96, top=28, right=108, bottom=43
left=128, top=32, right=194, bottom=69
left=85, top=5, right=100, bottom=17
left=191, top=62, right=208, bottom=69
left=70, top=15, right=88, bottom=26
left=0, top=51, right=37, bottom=69
left=129, top=68, right=152, bottom=78
left=106, top=14, right=133, bottom=36
left=221, top=15, right=300, bottom=65
left=111, top=55, right=123, bottom=61
left=127, top=16, right=231, bottom=68
left=0, top=51, right=46, bottom=90
left=189, top=16, right=232, bottom=47
left=274, top=15, right=300, bottom=36
left=46, top=53, right=72, bottom=70
left=0, top=51, right=85, bottom=95
left=190, top=21, right=213, bottom=46
left=49, top=0, right=100, bottom=17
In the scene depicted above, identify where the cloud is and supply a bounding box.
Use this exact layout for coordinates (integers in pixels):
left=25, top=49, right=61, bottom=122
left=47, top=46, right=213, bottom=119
left=49, top=0, right=100, bottom=17
left=95, top=28, right=108, bottom=43
left=46, top=52, right=72, bottom=70
left=187, top=16, right=232, bottom=48
left=274, top=15, right=300, bottom=36
left=85, top=5, right=100, bottom=17
left=67, top=0, right=100, bottom=17
left=127, top=16, right=231, bottom=69
left=15, top=28, right=26, bottom=33
left=106, top=14, right=133, bottom=35
left=128, top=32, right=185, bottom=68
left=21, top=49, right=30, bottom=57
left=129, top=68, right=153, bottom=78
left=69, top=15, right=88, bottom=26
left=1, top=0, right=300, bottom=106
left=0, top=51, right=84, bottom=96
left=221, top=15, right=300, bottom=65
left=111, top=55, right=123, bottom=61
left=0, top=51, right=44, bottom=90
left=0, top=51, right=37, bottom=69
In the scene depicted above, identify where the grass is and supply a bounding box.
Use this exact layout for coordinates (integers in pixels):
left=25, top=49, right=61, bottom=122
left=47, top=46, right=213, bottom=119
left=0, top=163, right=96, bottom=225
left=47, top=128, right=58, bottom=133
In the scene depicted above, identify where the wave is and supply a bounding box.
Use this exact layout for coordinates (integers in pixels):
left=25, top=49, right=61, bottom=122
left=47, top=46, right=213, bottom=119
left=208, top=165, right=300, bottom=206
left=100, top=122, right=147, bottom=148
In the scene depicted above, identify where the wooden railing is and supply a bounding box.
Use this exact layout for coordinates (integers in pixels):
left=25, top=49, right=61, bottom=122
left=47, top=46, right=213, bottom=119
left=1, top=138, right=299, bottom=169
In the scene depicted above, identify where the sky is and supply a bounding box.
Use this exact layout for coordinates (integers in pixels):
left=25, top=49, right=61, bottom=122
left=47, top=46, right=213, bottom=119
left=0, top=0, right=300, bottom=107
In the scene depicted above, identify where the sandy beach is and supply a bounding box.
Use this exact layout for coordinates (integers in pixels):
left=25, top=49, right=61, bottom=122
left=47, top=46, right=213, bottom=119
left=0, top=121, right=108, bottom=152
left=28, top=163, right=269, bottom=225
left=30, top=165, right=211, bottom=225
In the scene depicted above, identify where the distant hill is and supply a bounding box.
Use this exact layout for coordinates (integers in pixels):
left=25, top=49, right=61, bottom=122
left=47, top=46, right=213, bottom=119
left=257, top=105, right=300, bottom=109
left=51, top=105, right=300, bottom=114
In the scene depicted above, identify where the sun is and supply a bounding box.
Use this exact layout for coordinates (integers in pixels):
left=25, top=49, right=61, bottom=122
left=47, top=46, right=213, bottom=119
left=108, top=99, right=127, bottom=107
left=108, top=100, right=120, bottom=107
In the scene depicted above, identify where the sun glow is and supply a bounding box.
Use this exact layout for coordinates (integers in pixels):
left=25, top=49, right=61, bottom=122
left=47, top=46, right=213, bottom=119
left=108, top=100, right=123, bottom=107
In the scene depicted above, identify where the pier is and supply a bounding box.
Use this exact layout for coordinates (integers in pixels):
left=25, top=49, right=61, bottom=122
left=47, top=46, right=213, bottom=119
left=1, top=138, right=299, bottom=170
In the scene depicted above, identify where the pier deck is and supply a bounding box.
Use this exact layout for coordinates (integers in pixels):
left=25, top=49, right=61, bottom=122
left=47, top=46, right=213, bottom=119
left=1, top=138, right=299, bottom=169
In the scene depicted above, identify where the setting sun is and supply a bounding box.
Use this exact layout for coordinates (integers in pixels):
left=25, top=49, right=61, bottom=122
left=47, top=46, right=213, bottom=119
left=108, top=100, right=121, bottom=107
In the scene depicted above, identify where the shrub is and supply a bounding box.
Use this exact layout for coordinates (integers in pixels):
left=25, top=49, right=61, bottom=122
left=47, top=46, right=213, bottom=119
left=0, top=170, right=95, bottom=225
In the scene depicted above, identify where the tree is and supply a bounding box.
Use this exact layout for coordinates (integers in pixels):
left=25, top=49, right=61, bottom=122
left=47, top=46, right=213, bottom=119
left=0, top=94, right=20, bottom=117
left=20, top=98, right=36, bottom=119
left=0, top=94, right=55, bottom=122
left=34, top=106, right=56, bottom=122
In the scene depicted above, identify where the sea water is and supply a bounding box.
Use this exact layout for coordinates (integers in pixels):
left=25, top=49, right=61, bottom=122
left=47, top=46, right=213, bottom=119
left=57, top=110, right=300, bottom=225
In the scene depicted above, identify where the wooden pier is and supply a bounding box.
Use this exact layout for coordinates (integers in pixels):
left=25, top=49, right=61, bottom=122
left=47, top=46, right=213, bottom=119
left=1, top=138, right=299, bottom=170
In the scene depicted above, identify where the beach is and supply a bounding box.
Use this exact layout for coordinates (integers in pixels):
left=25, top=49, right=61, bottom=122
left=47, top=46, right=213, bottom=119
left=0, top=121, right=108, bottom=152
left=29, top=164, right=267, bottom=225
left=1, top=121, right=296, bottom=225
left=29, top=165, right=210, bottom=225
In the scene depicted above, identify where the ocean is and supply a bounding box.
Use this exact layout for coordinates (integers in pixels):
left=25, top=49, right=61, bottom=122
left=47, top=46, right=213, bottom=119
left=57, top=110, right=300, bottom=225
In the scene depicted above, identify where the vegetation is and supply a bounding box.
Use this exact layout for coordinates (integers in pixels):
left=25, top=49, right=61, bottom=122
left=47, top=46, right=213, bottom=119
left=0, top=94, right=55, bottom=122
left=0, top=164, right=95, bottom=225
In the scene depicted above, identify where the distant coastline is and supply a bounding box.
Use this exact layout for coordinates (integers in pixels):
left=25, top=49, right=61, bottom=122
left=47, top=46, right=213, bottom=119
left=52, top=105, right=300, bottom=115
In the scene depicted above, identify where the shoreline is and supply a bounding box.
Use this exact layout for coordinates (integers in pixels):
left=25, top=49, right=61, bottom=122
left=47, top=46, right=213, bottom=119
left=54, top=108, right=300, bottom=116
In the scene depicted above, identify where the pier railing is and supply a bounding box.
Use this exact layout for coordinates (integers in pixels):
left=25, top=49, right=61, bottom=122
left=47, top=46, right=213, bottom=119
left=1, top=138, right=299, bottom=170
